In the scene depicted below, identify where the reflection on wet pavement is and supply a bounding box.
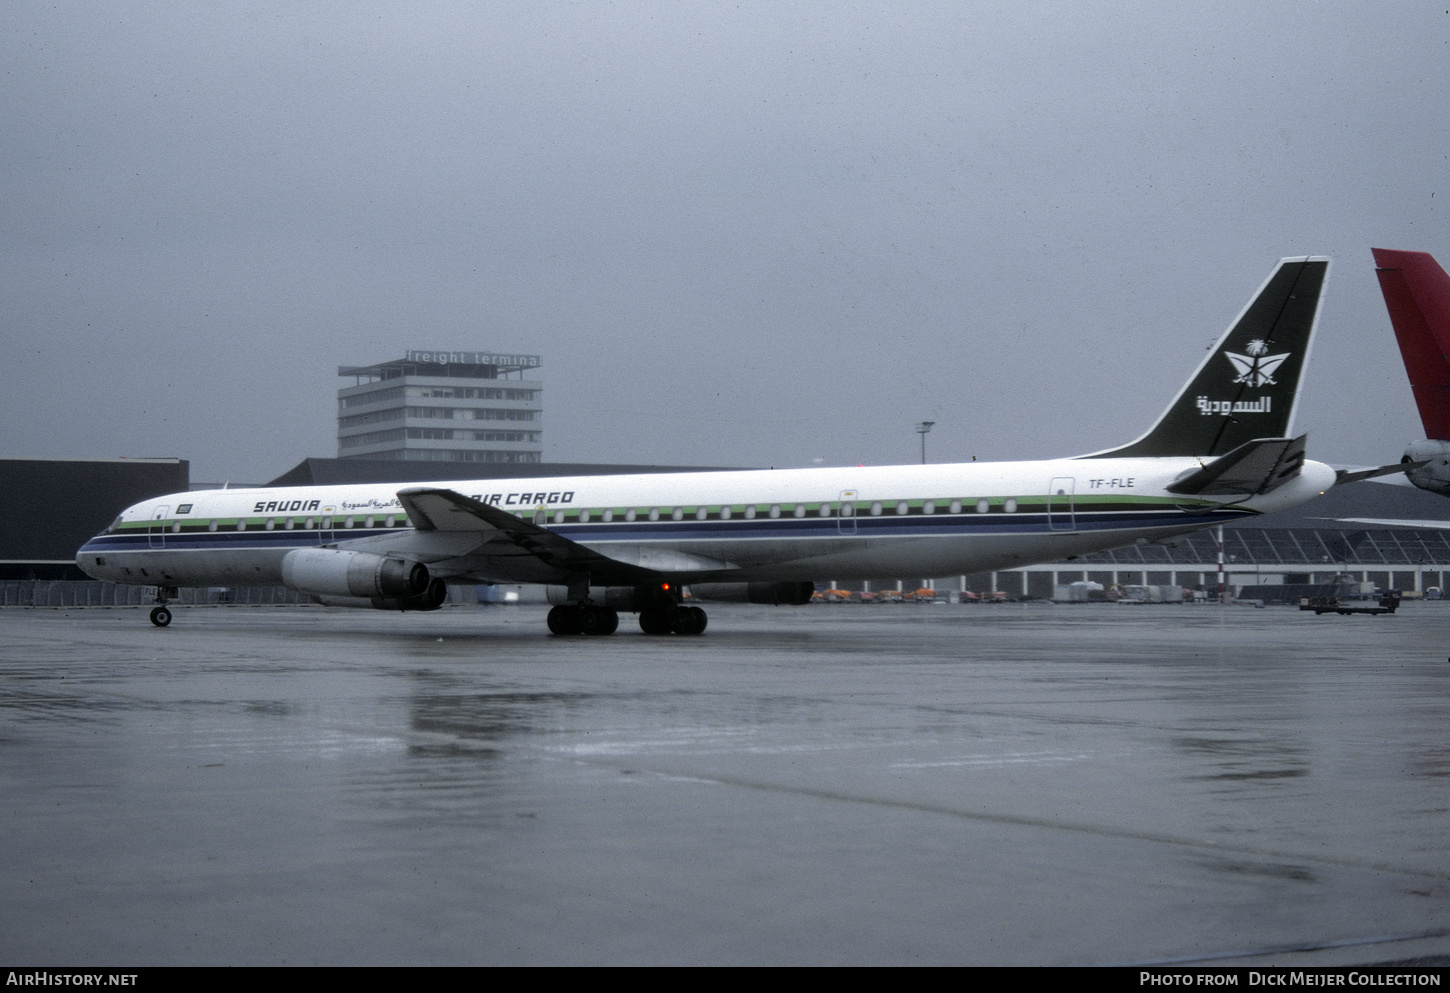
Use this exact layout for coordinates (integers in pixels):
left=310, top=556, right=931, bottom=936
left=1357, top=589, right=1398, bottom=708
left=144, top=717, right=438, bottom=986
left=1, top=602, right=1448, bottom=965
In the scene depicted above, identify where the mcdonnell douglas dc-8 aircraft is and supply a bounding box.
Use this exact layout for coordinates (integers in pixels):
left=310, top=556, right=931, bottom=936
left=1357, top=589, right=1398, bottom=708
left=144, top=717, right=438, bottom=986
left=81, top=256, right=1337, bottom=635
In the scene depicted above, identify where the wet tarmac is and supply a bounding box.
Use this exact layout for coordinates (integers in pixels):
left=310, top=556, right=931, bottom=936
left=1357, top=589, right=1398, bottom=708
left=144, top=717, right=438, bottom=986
left=1, top=600, right=1448, bottom=966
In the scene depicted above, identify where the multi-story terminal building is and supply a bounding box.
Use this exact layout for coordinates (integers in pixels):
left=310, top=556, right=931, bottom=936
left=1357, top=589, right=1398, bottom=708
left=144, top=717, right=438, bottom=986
left=337, top=350, right=543, bottom=465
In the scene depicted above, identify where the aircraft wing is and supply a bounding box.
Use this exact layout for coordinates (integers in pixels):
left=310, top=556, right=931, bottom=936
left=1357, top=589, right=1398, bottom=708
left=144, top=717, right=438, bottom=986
left=1166, top=435, right=1307, bottom=497
left=392, top=487, right=737, bottom=581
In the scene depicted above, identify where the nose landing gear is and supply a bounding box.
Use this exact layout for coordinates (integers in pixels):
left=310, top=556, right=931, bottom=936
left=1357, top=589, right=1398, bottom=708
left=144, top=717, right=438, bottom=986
left=148, top=587, right=179, bottom=627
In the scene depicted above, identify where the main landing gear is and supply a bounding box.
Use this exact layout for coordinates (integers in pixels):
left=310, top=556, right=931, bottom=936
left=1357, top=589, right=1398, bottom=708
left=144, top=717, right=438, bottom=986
left=638, top=604, right=707, bottom=636
left=546, top=604, right=620, bottom=636
left=545, top=582, right=709, bottom=636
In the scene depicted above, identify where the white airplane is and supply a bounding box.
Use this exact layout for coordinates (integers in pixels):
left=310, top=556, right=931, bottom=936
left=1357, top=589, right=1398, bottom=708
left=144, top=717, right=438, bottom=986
left=79, top=256, right=1337, bottom=635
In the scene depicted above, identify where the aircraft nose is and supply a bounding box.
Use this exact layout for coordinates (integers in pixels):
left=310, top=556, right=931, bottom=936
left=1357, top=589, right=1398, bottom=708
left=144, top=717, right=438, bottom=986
left=76, top=539, right=109, bottom=580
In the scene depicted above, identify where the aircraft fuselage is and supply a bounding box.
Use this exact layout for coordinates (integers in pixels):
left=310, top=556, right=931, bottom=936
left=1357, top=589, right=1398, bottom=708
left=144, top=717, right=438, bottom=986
left=77, top=457, right=1335, bottom=590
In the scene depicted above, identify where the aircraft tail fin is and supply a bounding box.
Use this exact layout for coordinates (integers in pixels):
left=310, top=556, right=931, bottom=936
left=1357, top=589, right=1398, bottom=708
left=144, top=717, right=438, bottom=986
left=1083, top=256, right=1330, bottom=459
left=1372, top=248, right=1450, bottom=441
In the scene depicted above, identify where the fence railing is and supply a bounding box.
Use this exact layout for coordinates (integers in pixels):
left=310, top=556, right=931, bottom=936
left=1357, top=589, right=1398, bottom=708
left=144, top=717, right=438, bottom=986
left=0, top=582, right=313, bottom=608
left=0, top=582, right=490, bottom=608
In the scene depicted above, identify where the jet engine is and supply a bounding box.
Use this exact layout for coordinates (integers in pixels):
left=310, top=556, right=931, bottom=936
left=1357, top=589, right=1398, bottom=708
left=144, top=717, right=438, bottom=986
left=1403, top=439, right=1450, bottom=495
left=689, top=582, right=816, bottom=605
left=281, top=547, right=446, bottom=611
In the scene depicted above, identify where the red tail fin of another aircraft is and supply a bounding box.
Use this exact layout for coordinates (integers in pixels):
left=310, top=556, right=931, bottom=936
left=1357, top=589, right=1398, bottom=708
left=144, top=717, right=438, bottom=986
left=1373, top=248, right=1450, bottom=441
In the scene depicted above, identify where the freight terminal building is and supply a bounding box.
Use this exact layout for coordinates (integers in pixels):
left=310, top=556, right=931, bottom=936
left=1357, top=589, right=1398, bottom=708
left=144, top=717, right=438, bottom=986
left=338, top=350, right=543, bottom=465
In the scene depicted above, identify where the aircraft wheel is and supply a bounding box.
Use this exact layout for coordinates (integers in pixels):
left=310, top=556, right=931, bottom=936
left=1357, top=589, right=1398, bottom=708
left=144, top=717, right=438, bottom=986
left=579, top=606, right=619, bottom=636
left=639, top=608, right=671, bottom=635
left=672, top=605, right=707, bottom=635
left=149, top=606, right=172, bottom=628
left=547, top=605, right=582, bottom=635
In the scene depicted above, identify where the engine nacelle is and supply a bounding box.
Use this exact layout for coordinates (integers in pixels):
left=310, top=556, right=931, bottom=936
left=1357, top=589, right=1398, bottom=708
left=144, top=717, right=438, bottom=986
left=305, top=578, right=448, bottom=612
left=690, top=582, right=816, bottom=605
left=1403, top=439, right=1450, bottom=495
left=282, top=548, right=437, bottom=606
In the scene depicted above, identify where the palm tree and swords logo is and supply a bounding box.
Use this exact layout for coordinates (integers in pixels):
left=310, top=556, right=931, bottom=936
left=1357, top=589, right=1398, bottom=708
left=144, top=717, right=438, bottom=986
left=1225, top=339, right=1290, bottom=387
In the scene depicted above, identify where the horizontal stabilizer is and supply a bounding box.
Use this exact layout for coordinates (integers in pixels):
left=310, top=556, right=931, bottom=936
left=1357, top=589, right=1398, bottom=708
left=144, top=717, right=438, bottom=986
left=1166, top=435, right=1307, bottom=497
left=1334, top=460, right=1427, bottom=486
left=1322, top=516, right=1450, bottom=529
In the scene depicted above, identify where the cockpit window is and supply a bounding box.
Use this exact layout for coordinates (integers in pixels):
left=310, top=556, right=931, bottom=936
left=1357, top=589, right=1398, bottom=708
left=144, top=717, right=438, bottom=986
left=107, top=516, right=123, bottom=533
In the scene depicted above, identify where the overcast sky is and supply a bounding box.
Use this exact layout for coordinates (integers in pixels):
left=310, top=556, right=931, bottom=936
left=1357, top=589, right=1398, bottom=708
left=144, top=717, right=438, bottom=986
left=3, top=2, right=1447, bottom=484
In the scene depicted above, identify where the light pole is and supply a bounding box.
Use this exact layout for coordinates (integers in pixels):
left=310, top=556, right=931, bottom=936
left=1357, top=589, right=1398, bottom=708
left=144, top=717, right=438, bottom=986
left=916, top=421, right=935, bottom=464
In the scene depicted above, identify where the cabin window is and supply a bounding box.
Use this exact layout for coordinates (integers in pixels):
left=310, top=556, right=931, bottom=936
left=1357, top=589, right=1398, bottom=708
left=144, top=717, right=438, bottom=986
left=976, top=499, right=990, bottom=514
left=265, top=519, right=275, bottom=531
left=896, top=501, right=909, bottom=515
left=285, top=518, right=295, bottom=530
left=1004, top=498, right=1018, bottom=513
left=321, top=517, right=332, bottom=529
left=949, top=500, right=962, bottom=514
left=648, top=508, right=660, bottom=521
left=719, top=506, right=731, bottom=520
left=793, top=505, right=806, bottom=518
left=364, top=516, right=374, bottom=528
left=672, top=508, right=683, bottom=521
left=769, top=505, right=781, bottom=519
left=345, top=516, right=355, bottom=528
left=695, top=507, right=707, bottom=520
left=818, top=504, right=832, bottom=517
left=208, top=520, right=218, bottom=532
left=625, top=509, right=637, bottom=522
left=385, top=515, right=396, bottom=528
left=744, top=506, right=756, bottom=519
left=237, top=521, right=247, bottom=531
left=305, top=517, right=315, bottom=529
left=579, top=510, right=591, bottom=523
left=604, top=510, right=615, bottom=522
left=554, top=510, right=565, bottom=524
left=171, top=521, right=180, bottom=532
left=923, top=501, right=936, bottom=515
left=870, top=502, right=882, bottom=516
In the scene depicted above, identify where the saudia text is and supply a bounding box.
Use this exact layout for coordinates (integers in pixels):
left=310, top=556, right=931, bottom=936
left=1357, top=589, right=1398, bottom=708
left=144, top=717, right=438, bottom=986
left=1197, top=396, right=1272, bottom=416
